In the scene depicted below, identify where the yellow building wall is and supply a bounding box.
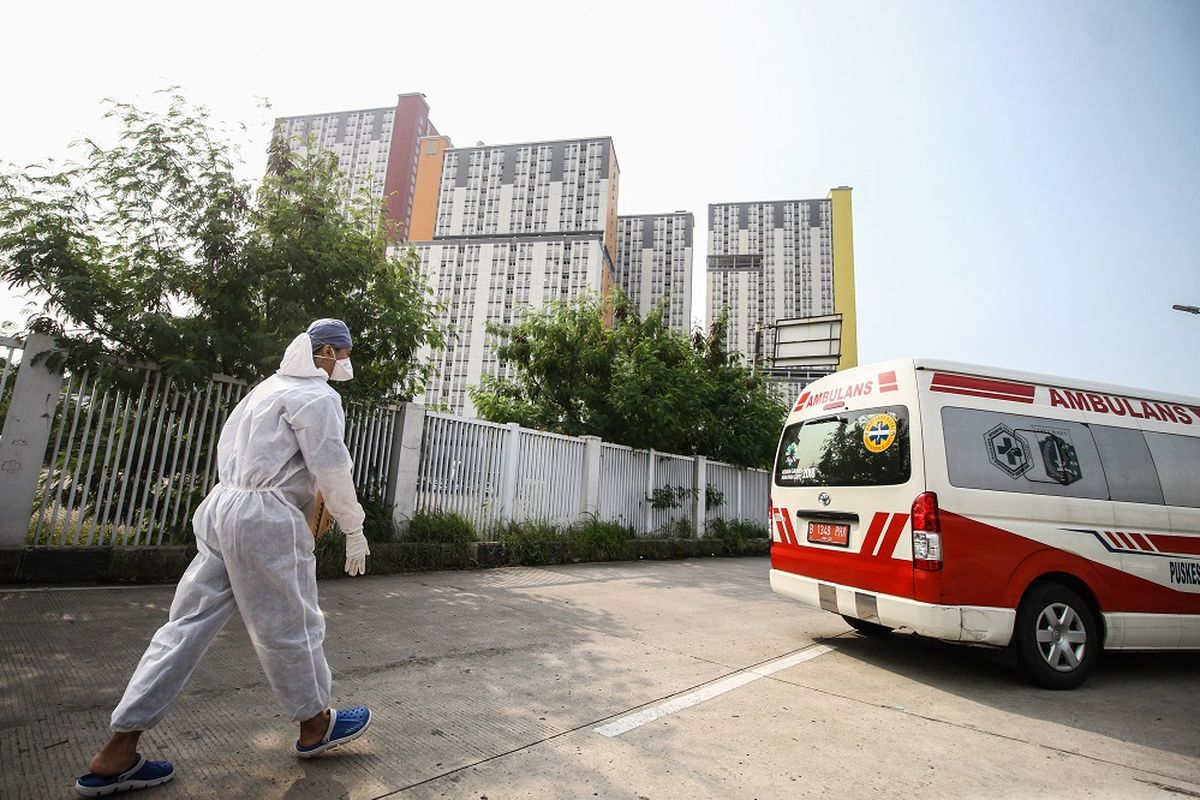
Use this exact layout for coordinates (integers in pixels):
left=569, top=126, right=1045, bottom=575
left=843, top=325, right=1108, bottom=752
left=829, top=186, right=858, bottom=370
left=409, top=135, right=452, bottom=242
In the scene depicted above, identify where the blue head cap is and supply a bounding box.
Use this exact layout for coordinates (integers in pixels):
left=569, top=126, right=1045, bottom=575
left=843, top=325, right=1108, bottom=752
left=306, top=318, right=353, bottom=351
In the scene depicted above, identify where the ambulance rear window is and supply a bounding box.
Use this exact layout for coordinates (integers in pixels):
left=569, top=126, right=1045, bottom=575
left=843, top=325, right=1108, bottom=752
left=774, top=405, right=911, bottom=487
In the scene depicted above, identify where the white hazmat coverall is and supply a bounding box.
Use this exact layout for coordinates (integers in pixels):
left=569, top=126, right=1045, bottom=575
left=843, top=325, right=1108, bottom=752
left=110, top=333, right=366, bottom=731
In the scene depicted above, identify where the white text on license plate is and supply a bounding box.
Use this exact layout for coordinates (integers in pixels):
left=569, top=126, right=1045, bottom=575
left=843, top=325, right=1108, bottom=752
left=807, top=522, right=850, bottom=547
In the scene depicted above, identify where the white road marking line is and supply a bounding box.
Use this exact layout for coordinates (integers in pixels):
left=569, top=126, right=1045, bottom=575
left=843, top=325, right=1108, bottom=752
left=594, top=644, right=836, bottom=738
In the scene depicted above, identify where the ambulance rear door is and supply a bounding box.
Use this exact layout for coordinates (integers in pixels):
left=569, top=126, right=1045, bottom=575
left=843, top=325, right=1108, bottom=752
left=771, top=361, right=926, bottom=603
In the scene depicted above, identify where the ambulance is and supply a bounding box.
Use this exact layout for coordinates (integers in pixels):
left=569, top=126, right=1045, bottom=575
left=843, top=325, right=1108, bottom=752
left=769, top=359, right=1200, bottom=689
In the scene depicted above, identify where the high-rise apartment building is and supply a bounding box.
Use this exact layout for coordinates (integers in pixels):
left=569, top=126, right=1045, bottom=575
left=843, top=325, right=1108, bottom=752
left=614, top=213, right=694, bottom=333
left=707, top=187, right=857, bottom=395
left=273, top=93, right=438, bottom=241
left=415, top=138, right=620, bottom=416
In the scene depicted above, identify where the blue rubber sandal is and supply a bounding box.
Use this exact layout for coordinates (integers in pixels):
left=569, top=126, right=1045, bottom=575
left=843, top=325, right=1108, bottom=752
left=74, top=754, right=175, bottom=797
left=294, top=706, right=372, bottom=758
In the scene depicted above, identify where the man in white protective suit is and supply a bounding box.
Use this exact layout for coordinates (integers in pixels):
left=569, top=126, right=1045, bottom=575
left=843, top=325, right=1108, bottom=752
left=74, top=319, right=374, bottom=797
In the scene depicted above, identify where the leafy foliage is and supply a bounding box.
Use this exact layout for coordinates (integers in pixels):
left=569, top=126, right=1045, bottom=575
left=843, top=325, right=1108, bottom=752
left=0, top=91, right=442, bottom=403
left=471, top=293, right=787, bottom=468
left=649, top=484, right=725, bottom=511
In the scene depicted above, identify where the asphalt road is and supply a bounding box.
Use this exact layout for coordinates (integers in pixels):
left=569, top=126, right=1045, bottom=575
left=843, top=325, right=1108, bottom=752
left=1, top=557, right=1197, bottom=799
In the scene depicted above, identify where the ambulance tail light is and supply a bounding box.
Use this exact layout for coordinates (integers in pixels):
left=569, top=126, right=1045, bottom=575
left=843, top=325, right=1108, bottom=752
left=911, top=491, right=942, bottom=572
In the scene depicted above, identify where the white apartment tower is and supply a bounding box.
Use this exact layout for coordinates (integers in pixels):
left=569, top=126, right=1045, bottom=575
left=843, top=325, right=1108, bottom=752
left=706, top=190, right=859, bottom=399
left=614, top=213, right=694, bottom=333
left=416, top=138, right=620, bottom=416
left=273, top=93, right=437, bottom=240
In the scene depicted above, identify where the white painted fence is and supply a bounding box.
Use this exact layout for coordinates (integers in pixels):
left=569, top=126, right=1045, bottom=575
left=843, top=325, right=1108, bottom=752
left=412, top=408, right=769, bottom=540
left=0, top=335, right=771, bottom=548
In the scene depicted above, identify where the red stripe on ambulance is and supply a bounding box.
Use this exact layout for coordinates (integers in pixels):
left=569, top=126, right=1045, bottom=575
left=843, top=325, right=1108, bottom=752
left=876, top=513, right=909, bottom=558
left=771, top=507, right=790, bottom=545
left=1130, top=533, right=1154, bottom=551
left=861, top=512, right=889, bottom=556
left=781, top=508, right=798, bottom=546
left=1115, top=531, right=1139, bottom=550
left=930, top=373, right=1036, bottom=404
left=1146, top=533, right=1200, bottom=557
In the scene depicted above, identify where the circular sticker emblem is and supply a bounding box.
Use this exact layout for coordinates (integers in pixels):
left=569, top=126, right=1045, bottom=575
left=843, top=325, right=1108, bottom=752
left=863, top=414, right=898, bottom=453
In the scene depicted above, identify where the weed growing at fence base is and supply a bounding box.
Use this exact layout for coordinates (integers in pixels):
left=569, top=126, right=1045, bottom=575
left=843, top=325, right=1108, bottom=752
left=26, top=512, right=194, bottom=547
left=704, top=518, right=769, bottom=554
left=653, top=517, right=695, bottom=540
left=406, top=509, right=478, bottom=545
left=360, top=493, right=398, bottom=543
left=567, top=516, right=633, bottom=562
left=314, top=529, right=346, bottom=580
left=498, top=520, right=564, bottom=565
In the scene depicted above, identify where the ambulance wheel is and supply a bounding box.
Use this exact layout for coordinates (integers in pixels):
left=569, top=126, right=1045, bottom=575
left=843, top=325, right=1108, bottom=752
left=842, top=615, right=893, bottom=637
left=1015, top=582, right=1099, bottom=690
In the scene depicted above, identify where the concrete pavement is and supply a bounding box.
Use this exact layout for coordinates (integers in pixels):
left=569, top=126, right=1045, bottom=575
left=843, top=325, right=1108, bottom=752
left=1, top=558, right=1197, bottom=799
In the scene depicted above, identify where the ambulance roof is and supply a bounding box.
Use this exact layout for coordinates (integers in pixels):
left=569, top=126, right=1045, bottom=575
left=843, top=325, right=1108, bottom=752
left=912, top=358, right=1200, bottom=406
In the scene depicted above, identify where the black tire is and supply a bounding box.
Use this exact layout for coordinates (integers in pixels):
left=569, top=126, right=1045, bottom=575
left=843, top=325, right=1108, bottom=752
left=842, top=615, right=893, bottom=637
left=1015, top=582, right=1100, bottom=690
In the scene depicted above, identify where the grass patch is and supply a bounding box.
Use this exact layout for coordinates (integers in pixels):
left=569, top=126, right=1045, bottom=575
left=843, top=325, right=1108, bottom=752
left=567, top=516, right=633, bottom=562
left=654, top=516, right=695, bottom=539
left=314, top=529, right=346, bottom=579
left=360, top=492, right=399, bottom=543
left=704, top=518, right=770, bottom=554
left=498, top=520, right=565, bottom=566
left=406, top=509, right=478, bottom=545
left=26, top=512, right=193, bottom=547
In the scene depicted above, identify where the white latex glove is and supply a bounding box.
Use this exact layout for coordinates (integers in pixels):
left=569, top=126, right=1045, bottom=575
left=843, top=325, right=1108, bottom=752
left=345, top=530, right=370, bottom=577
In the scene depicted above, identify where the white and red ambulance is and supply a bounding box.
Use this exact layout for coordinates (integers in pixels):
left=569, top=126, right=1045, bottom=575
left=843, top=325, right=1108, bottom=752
left=769, top=359, right=1200, bottom=688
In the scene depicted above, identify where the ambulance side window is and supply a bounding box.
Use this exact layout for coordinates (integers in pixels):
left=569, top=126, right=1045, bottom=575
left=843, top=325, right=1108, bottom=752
left=1090, top=425, right=1165, bottom=505
left=1144, top=432, right=1200, bottom=508
left=942, top=407, right=1109, bottom=500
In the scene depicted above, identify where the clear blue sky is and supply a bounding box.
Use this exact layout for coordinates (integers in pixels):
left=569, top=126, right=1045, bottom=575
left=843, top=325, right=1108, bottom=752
left=2, top=1, right=1197, bottom=394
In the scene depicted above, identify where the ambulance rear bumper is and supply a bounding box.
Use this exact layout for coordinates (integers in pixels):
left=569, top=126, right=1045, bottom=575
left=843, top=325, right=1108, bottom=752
left=770, top=568, right=1015, bottom=646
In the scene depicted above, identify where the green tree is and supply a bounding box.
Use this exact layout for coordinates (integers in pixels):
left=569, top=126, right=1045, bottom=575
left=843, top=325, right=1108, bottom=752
left=471, top=293, right=787, bottom=467
left=0, top=91, right=442, bottom=403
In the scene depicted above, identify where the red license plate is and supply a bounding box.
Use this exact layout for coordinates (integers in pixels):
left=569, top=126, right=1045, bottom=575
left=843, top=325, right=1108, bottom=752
left=807, top=522, right=850, bottom=547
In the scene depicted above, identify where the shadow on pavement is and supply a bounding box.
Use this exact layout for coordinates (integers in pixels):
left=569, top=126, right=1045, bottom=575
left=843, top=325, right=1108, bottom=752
left=818, top=629, right=1200, bottom=760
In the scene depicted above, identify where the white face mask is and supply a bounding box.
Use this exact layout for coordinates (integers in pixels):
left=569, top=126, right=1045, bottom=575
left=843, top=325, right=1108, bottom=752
left=330, top=357, right=353, bottom=382
left=316, top=350, right=354, bottom=381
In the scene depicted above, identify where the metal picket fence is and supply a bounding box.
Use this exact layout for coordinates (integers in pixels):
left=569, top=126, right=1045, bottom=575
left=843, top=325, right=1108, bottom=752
left=3, top=335, right=771, bottom=549
left=706, top=460, right=769, bottom=525
left=415, top=411, right=770, bottom=541
left=598, top=443, right=648, bottom=531
left=28, top=367, right=247, bottom=546
left=21, top=361, right=402, bottom=547
left=649, top=453, right=697, bottom=533
left=516, top=429, right=585, bottom=528
left=415, top=411, right=510, bottom=536
left=344, top=401, right=401, bottom=501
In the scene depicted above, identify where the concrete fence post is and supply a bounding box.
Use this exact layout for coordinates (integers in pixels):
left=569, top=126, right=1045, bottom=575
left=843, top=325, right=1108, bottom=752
left=692, top=455, right=707, bottom=538
left=579, top=435, right=602, bottom=520
left=0, top=334, right=65, bottom=548
left=386, top=402, right=426, bottom=535
left=643, top=449, right=657, bottom=536
left=736, top=470, right=743, bottom=520
left=498, top=423, right=522, bottom=526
